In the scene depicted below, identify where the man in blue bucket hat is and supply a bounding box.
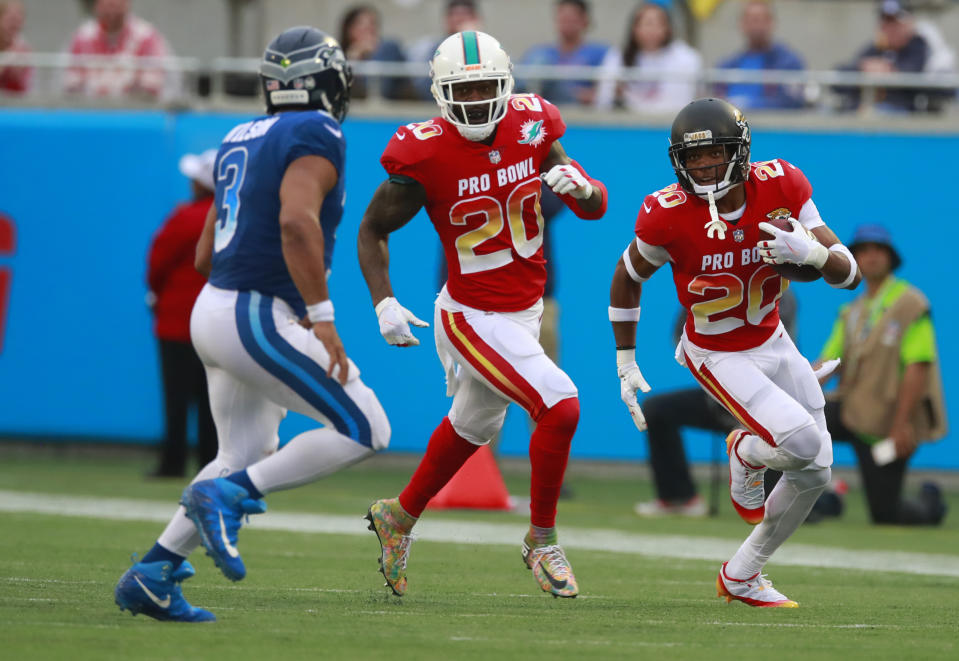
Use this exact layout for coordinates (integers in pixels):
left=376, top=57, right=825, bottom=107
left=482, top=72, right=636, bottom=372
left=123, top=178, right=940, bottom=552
left=816, top=223, right=948, bottom=525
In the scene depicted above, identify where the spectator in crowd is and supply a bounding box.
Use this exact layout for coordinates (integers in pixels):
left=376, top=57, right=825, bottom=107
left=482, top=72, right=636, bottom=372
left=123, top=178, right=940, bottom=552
left=836, top=0, right=948, bottom=113
left=407, top=0, right=482, bottom=100
left=0, top=1, right=32, bottom=94
left=521, top=0, right=612, bottom=105
left=817, top=224, right=948, bottom=525
left=594, top=2, right=701, bottom=113
left=145, top=149, right=218, bottom=478
left=715, top=0, right=804, bottom=110
left=62, top=0, right=175, bottom=101
left=634, top=289, right=797, bottom=517
left=339, top=4, right=411, bottom=100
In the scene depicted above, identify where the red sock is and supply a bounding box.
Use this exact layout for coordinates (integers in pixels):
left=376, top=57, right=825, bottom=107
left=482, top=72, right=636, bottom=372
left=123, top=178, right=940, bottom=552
left=399, top=417, right=479, bottom=517
left=529, top=397, right=579, bottom=528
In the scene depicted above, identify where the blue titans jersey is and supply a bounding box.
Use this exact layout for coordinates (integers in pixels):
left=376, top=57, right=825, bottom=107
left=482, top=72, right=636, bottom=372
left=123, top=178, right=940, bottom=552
left=209, top=110, right=346, bottom=317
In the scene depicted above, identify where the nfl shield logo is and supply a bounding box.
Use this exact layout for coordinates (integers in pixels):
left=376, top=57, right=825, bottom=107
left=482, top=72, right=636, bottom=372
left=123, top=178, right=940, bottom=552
left=488, top=150, right=501, bottom=164
left=733, top=228, right=745, bottom=243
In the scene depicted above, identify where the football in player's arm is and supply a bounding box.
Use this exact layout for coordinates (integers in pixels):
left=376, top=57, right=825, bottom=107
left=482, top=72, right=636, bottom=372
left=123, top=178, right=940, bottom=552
left=609, top=98, right=860, bottom=608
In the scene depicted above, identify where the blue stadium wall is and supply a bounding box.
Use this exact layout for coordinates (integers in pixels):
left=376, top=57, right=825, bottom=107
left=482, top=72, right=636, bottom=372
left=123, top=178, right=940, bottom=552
left=0, top=109, right=955, bottom=469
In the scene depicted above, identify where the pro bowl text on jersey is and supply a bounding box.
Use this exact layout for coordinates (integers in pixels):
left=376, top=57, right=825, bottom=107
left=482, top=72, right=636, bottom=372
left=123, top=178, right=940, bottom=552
left=457, top=157, right=535, bottom=196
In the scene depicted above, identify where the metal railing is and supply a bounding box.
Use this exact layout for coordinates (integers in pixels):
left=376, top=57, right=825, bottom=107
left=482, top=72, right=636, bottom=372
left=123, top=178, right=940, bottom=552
left=2, top=52, right=957, bottom=117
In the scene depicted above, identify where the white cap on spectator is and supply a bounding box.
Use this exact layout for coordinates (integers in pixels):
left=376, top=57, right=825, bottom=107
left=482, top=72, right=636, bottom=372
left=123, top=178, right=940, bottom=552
left=178, top=149, right=218, bottom=191
left=879, top=0, right=911, bottom=19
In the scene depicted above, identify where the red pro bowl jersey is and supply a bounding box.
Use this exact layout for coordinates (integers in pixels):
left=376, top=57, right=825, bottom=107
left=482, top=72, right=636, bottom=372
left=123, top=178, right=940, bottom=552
left=381, top=93, right=565, bottom=312
left=635, top=159, right=813, bottom=352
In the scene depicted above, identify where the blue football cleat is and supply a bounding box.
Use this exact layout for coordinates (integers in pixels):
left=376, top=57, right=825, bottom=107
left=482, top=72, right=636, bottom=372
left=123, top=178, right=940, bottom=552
left=115, top=559, right=216, bottom=622
left=181, top=478, right=266, bottom=581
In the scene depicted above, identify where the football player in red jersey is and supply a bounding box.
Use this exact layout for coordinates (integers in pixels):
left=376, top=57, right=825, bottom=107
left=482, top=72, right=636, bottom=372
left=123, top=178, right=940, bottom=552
left=358, top=30, right=607, bottom=599
left=610, top=98, right=861, bottom=607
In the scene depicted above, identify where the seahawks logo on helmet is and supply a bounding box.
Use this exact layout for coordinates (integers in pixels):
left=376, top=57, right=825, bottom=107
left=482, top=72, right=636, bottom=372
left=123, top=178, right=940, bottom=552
left=260, top=27, right=353, bottom=122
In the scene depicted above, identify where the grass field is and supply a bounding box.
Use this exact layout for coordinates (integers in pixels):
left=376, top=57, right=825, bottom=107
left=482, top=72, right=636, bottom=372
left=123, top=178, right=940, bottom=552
left=2, top=445, right=958, bottom=661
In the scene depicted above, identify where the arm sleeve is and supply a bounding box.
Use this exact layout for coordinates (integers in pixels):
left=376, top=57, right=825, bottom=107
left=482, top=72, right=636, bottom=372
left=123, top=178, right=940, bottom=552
left=554, top=159, right=606, bottom=220
left=633, top=200, right=672, bottom=265
left=541, top=95, right=567, bottom=142
left=797, top=198, right=824, bottom=230
left=820, top=314, right=846, bottom=361
left=288, top=117, right=345, bottom=172
left=901, top=313, right=937, bottom=364
left=379, top=127, right=429, bottom=186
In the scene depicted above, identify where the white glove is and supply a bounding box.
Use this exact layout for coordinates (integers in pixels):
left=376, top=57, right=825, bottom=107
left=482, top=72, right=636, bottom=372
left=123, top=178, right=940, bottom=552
left=617, top=352, right=651, bottom=431
left=375, top=297, right=429, bottom=347
left=542, top=164, right=593, bottom=199
left=813, top=358, right=840, bottom=381
left=757, top=218, right=828, bottom=268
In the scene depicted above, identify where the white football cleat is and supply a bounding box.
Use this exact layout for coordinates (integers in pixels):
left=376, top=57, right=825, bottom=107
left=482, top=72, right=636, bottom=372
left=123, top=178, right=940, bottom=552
left=726, top=429, right=766, bottom=525
left=717, top=562, right=798, bottom=608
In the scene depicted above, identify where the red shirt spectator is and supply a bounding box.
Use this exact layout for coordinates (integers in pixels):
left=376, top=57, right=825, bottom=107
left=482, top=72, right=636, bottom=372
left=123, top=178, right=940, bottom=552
left=64, top=0, right=172, bottom=99
left=0, top=1, right=32, bottom=94
left=147, top=150, right=216, bottom=342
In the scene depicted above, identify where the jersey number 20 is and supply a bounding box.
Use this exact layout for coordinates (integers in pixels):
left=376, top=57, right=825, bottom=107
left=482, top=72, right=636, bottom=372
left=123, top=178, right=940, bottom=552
left=449, top=178, right=543, bottom=274
left=688, top=266, right=784, bottom=335
left=214, top=147, right=248, bottom=252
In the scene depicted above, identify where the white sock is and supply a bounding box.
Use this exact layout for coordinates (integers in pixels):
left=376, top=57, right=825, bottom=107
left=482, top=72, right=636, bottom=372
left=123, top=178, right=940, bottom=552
left=247, top=428, right=374, bottom=494
left=725, top=467, right=830, bottom=579
left=156, top=458, right=233, bottom=557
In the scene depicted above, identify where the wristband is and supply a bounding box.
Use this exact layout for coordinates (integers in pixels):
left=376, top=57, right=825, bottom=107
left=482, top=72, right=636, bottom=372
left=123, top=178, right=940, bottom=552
left=608, top=306, right=640, bottom=322
left=828, top=243, right=857, bottom=289
left=307, top=299, right=334, bottom=323
left=616, top=348, right=636, bottom=369
left=807, top=241, right=829, bottom=270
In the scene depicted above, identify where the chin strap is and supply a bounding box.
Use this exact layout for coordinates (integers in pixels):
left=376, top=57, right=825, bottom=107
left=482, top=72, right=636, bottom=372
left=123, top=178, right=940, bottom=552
left=704, top=191, right=727, bottom=240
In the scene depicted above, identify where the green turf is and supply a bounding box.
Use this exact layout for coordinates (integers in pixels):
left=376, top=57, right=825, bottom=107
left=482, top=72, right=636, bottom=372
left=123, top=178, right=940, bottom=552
left=2, top=449, right=958, bottom=660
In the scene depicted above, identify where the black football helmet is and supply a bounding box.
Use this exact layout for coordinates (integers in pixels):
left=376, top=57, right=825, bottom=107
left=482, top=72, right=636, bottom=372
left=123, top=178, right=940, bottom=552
left=668, top=98, right=750, bottom=200
left=260, top=26, right=353, bottom=121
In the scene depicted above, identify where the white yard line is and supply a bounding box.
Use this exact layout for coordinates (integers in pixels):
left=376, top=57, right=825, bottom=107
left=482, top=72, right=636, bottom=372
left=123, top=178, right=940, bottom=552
left=2, top=489, right=958, bottom=578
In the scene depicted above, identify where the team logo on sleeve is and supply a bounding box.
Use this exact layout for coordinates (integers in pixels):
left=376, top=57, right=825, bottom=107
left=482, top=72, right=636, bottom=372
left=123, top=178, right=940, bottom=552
left=488, top=149, right=502, bottom=164
left=766, top=207, right=791, bottom=221
left=518, top=119, right=547, bottom=146
left=733, top=228, right=745, bottom=243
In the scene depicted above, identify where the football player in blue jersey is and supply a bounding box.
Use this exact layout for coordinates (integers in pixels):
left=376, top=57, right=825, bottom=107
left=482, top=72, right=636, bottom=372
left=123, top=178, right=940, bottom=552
left=114, top=26, right=391, bottom=622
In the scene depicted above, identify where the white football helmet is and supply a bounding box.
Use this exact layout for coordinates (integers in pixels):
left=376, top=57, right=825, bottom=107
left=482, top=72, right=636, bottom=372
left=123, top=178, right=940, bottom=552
left=430, top=31, right=514, bottom=142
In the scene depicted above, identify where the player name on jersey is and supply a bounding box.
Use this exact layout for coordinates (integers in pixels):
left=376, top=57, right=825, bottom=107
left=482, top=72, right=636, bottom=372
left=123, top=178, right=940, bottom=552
left=223, top=116, right=280, bottom=144
left=457, top=157, right=536, bottom=196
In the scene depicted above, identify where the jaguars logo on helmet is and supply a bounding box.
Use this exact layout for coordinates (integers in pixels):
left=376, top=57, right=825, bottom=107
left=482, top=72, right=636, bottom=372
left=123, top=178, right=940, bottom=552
left=260, top=26, right=353, bottom=122
left=430, top=31, right=514, bottom=142
left=668, top=98, right=751, bottom=201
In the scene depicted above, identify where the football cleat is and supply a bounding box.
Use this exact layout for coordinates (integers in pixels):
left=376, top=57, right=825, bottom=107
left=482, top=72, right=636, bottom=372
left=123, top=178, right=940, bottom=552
left=115, top=559, right=216, bottom=622
left=717, top=562, right=798, bottom=608
left=522, top=536, right=579, bottom=598
left=634, top=495, right=708, bottom=518
left=365, top=499, right=416, bottom=596
left=726, top=429, right=766, bottom=525
left=181, top=478, right=266, bottom=582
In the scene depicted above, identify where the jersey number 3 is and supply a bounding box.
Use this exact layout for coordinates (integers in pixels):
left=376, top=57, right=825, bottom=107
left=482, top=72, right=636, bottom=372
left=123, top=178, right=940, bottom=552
left=214, top=147, right=248, bottom=252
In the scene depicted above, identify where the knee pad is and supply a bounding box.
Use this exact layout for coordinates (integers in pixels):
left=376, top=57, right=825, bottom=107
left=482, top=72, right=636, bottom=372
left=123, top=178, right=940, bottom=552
left=775, top=423, right=824, bottom=470
left=448, top=410, right=503, bottom=446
